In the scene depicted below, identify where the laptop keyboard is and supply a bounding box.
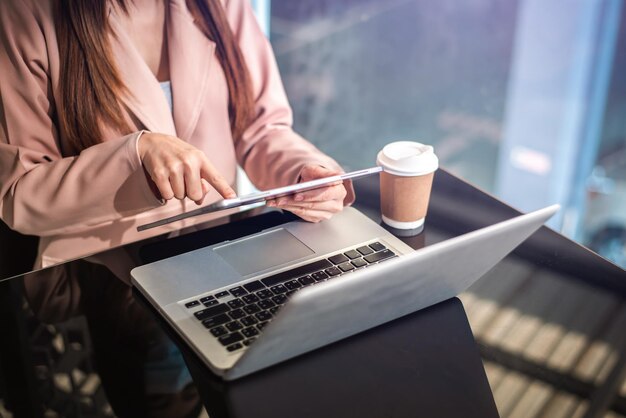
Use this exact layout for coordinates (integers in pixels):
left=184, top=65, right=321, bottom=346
left=183, top=241, right=397, bottom=353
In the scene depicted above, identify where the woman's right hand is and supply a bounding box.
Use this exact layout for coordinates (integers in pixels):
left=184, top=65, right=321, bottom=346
left=138, top=132, right=236, bottom=204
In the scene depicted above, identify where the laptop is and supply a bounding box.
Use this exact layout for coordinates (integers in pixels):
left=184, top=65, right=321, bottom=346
left=131, top=204, right=558, bottom=380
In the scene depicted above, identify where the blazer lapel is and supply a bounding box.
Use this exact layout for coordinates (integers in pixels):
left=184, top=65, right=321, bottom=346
left=107, top=8, right=177, bottom=136
left=168, top=0, right=216, bottom=141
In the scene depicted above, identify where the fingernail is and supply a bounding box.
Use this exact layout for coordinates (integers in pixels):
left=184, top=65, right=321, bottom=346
left=294, top=194, right=303, bottom=201
left=277, top=199, right=286, bottom=206
left=267, top=201, right=275, bottom=207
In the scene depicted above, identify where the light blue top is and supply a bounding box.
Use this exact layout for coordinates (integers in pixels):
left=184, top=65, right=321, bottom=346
left=159, top=81, right=173, bottom=111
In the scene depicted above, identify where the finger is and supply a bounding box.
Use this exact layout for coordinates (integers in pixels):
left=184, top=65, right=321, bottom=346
left=194, top=179, right=212, bottom=205
left=343, top=179, right=356, bottom=205
left=151, top=167, right=175, bottom=200
left=169, top=167, right=186, bottom=200
left=201, top=179, right=211, bottom=194
left=183, top=159, right=203, bottom=202
left=280, top=206, right=333, bottom=223
left=299, top=164, right=341, bottom=182
left=200, top=159, right=237, bottom=199
left=278, top=200, right=344, bottom=214
left=279, top=189, right=345, bottom=208
left=291, top=183, right=346, bottom=203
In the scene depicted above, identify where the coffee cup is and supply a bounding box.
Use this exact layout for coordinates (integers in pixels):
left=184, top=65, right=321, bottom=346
left=376, top=141, right=438, bottom=234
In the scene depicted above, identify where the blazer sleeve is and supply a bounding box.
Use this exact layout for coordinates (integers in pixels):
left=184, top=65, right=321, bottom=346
left=224, top=0, right=344, bottom=190
left=0, top=0, right=161, bottom=237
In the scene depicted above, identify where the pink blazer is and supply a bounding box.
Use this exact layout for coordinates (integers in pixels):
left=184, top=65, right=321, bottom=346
left=0, top=0, right=344, bottom=268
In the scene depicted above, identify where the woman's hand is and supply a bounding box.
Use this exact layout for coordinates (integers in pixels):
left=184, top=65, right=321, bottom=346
left=267, top=164, right=348, bottom=222
left=138, top=133, right=236, bottom=204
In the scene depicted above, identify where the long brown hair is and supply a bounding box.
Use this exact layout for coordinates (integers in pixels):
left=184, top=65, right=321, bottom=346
left=54, top=0, right=254, bottom=155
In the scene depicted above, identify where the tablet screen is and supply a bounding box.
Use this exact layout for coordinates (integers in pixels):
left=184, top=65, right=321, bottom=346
left=137, top=166, right=382, bottom=231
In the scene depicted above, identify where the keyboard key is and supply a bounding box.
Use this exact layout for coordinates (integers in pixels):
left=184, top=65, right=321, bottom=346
left=185, top=300, right=200, bottom=308
left=357, top=245, right=374, bottom=256
left=344, top=250, right=361, bottom=259
left=284, top=280, right=302, bottom=290
left=272, top=294, right=287, bottom=305
left=215, top=291, right=229, bottom=299
left=225, top=321, right=243, bottom=332
left=240, top=316, right=258, bottom=327
left=257, top=289, right=274, bottom=299
left=244, top=304, right=261, bottom=315
left=243, top=338, right=256, bottom=347
left=255, top=311, right=272, bottom=322
left=258, top=299, right=275, bottom=310
left=311, top=271, right=329, bottom=281
left=229, top=286, right=247, bottom=297
left=338, top=262, right=355, bottom=272
left=242, top=327, right=259, bottom=338
left=325, top=267, right=342, bottom=277
left=351, top=258, right=368, bottom=268
left=209, top=326, right=227, bottom=337
left=270, top=306, right=280, bottom=315
left=227, top=343, right=243, bottom=352
left=218, top=332, right=243, bottom=346
left=229, top=308, right=246, bottom=320
left=243, top=280, right=264, bottom=292
left=227, top=299, right=245, bottom=309
left=257, top=321, right=269, bottom=330
left=202, top=313, right=230, bottom=328
left=329, top=254, right=349, bottom=265
left=270, top=284, right=288, bottom=294
left=200, top=296, right=215, bottom=303
left=242, top=294, right=260, bottom=304
left=364, top=249, right=396, bottom=264
left=369, top=242, right=386, bottom=252
left=298, top=275, right=315, bottom=286
left=203, top=299, right=219, bottom=307
left=194, top=304, right=230, bottom=321
left=261, top=259, right=333, bottom=287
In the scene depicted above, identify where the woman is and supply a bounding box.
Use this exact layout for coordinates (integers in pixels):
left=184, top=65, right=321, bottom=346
left=0, top=0, right=351, bottom=269
left=3, top=1, right=354, bottom=415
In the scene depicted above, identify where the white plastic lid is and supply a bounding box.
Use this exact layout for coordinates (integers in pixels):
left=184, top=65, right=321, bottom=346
left=376, top=141, right=439, bottom=176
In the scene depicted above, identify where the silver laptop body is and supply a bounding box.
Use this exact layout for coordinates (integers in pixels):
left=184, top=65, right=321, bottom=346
left=131, top=205, right=557, bottom=380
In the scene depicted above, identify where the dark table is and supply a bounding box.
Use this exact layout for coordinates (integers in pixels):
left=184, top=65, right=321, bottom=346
left=1, top=169, right=624, bottom=418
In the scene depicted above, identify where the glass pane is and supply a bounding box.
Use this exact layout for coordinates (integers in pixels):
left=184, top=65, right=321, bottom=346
left=270, top=0, right=517, bottom=192
left=270, top=0, right=626, bottom=269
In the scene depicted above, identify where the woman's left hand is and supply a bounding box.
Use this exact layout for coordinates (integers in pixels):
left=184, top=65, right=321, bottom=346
left=267, top=164, right=348, bottom=222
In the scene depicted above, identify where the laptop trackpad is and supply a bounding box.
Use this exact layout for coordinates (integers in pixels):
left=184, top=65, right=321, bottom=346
left=213, top=228, right=314, bottom=276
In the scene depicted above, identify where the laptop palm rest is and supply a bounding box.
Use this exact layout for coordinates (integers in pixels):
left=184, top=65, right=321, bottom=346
left=214, top=229, right=314, bottom=276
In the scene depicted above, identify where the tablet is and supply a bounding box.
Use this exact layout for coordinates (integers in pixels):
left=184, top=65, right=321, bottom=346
left=137, top=166, right=383, bottom=231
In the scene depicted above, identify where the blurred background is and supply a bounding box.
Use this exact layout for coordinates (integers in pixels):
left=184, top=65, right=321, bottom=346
left=250, top=1, right=626, bottom=417
left=251, top=0, right=626, bottom=271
